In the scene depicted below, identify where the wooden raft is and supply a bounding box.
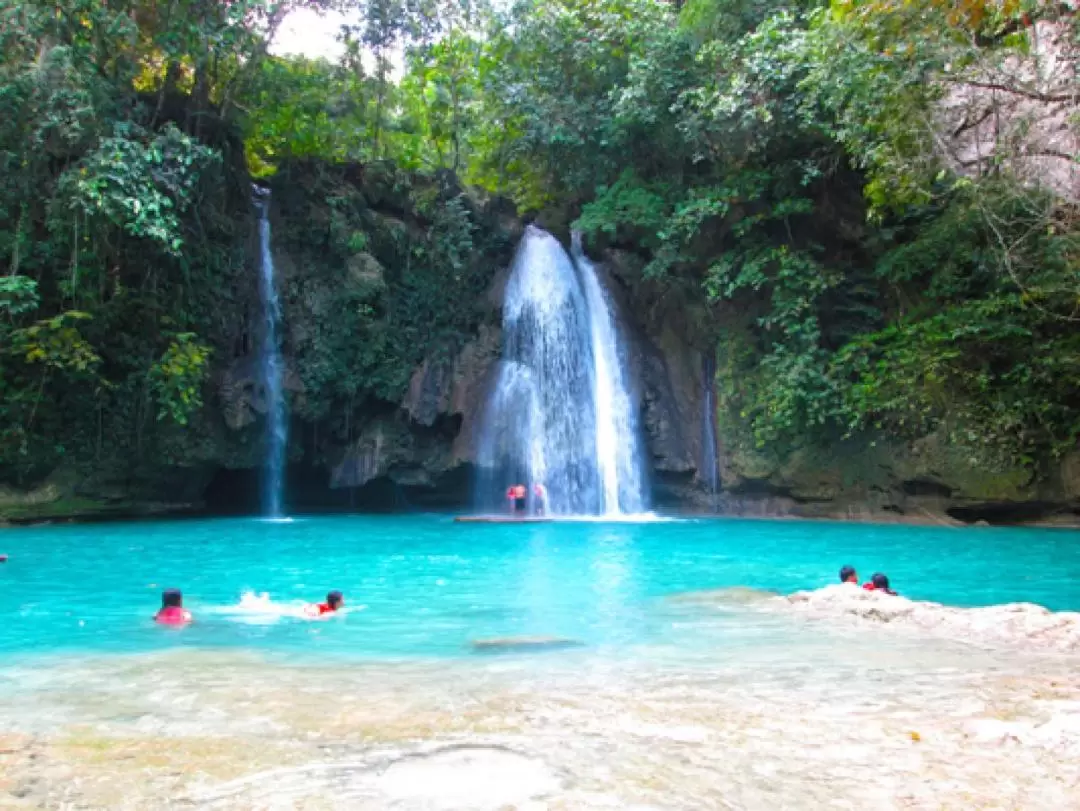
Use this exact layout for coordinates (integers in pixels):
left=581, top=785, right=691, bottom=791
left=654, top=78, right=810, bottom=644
left=454, top=516, right=554, bottom=524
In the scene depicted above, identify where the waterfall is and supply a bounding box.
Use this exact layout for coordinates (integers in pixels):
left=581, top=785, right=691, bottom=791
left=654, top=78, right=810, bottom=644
left=254, top=187, right=287, bottom=518
left=572, top=234, right=646, bottom=514
left=701, top=355, right=720, bottom=510
left=476, top=226, right=646, bottom=516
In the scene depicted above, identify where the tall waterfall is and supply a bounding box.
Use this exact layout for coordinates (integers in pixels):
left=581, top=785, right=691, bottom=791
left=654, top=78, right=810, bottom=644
left=476, top=226, right=647, bottom=516
left=254, top=188, right=287, bottom=518
left=572, top=233, right=646, bottom=514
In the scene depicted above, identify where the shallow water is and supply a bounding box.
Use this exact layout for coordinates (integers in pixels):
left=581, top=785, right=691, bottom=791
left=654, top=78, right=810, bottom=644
left=2, top=515, right=1079, bottom=808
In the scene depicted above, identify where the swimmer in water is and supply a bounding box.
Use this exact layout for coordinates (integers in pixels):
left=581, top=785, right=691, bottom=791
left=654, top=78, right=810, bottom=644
left=154, top=588, right=193, bottom=625
left=839, top=565, right=858, bottom=585
left=864, top=572, right=897, bottom=595
left=306, top=590, right=344, bottom=617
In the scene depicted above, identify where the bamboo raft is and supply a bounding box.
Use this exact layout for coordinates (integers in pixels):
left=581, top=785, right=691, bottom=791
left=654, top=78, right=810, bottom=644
left=454, top=515, right=554, bottom=524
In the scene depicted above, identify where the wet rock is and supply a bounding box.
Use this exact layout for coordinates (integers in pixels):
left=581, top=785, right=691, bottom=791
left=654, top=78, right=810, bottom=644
left=1061, top=451, right=1080, bottom=499
left=667, top=586, right=780, bottom=605
left=345, top=251, right=386, bottom=293
left=330, top=419, right=401, bottom=489
left=470, top=636, right=584, bottom=653
left=777, top=584, right=1080, bottom=652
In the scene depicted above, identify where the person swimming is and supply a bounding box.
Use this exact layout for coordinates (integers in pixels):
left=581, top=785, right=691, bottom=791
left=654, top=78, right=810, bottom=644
left=863, top=572, right=897, bottom=595
left=305, top=590, right=344, bottom=617
left=839, top=565, right=858, bottom=585
left=155, top=588, right=192, bottom=625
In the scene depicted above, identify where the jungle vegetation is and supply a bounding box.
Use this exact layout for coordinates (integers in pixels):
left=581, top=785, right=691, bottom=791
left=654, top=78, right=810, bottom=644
left=1, top=0, right=1077, bottom=492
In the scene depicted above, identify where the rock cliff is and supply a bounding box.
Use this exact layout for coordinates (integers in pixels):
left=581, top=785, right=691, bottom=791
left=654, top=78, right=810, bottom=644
left=3, top=160, right=1078, bottom=525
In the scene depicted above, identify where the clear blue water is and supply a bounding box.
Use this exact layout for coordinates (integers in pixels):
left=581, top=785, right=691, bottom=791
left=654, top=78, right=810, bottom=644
left=1, top=515, right=1078, bottom=660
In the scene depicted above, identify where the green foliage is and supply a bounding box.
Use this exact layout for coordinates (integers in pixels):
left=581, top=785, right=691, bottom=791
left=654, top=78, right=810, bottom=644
left=576, top=172, right=672, bottom=248
left=10, top=312, right=100, bottom=374
left=276, top=165, right=504, bottom=423
left=149, top=333, right=212, bottom=425
left=1, top=0, right=1078, bottom=503
left=0, top=276, right=40, bottom=317
left=57, top=123, right=219, bottom=254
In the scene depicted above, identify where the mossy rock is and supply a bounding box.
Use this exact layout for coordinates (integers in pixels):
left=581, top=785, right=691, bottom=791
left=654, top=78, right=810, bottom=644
left=364, top=211, right=415, bottom=270
left=898, top=430, right=1034, bottom=501
left=345, top=252, right=387, bottom=293
left=360, top=161, right=414, bottom=212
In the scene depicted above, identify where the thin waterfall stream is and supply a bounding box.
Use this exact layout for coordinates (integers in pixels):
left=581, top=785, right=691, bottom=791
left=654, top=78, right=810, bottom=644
left=476, top=226, right=647, bottom=516
left=701, top=355, right=720, bottom=510
left=254, top=187, right=287, bottom=518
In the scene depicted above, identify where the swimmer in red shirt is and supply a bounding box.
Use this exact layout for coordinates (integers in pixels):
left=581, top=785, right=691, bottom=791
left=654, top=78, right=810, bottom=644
left=863, top=572, right=898, bottom=595
left=839, top=565, right=859, bottom=585
left=306, top=590, right=344, bottom=617
left=154, top=588, right=192, bottom=625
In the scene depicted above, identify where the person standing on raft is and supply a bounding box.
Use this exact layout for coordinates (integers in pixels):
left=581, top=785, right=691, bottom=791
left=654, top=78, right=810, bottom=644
left=155, top=588, right=193, bottom=625
left=532, top=482, right=548, bottom=516
left=506, top=484, right=527, bottom=515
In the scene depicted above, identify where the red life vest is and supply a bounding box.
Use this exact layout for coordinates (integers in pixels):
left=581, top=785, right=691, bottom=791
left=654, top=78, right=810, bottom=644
left=155, top=606, right=192, bottom=625
left=305, top=602, right=336, bottom=617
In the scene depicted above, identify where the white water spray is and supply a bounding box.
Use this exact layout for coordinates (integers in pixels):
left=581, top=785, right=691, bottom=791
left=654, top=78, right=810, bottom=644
left=477, top=226, right=647, bottom=516
left=254, top=187, right=287, bottom=518
left=572, top=234, right=646, bottom=514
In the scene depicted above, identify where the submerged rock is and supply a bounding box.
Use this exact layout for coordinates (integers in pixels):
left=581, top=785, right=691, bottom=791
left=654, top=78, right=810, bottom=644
left=470, top=636, right=584, bottom=653
left=667, top=586, right=779, bottom=605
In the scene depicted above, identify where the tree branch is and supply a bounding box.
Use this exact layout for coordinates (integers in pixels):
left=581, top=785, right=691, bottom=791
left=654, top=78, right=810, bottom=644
left=945, top=77, right=1075, bottom=105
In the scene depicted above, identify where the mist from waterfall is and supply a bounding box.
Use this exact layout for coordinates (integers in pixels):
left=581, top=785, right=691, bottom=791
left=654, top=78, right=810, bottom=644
left=476, top=225, right=647, bottom=516
left=254, top=188, right=287, bottom=518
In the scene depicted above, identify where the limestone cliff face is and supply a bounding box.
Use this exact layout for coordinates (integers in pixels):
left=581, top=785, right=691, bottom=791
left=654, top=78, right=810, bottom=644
left=209, top=194, right=1080, bottom=523
left=4, top=160, right=1076, bottom=524
left=245, top=201, right=718, bottom=514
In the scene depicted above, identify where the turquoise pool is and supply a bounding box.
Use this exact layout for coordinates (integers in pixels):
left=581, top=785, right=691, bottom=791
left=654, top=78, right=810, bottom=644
left=1, top=515, right=1078, bottom=660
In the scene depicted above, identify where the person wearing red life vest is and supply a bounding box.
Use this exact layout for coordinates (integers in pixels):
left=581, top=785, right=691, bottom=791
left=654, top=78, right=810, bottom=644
left=154, top=588, right=193, bottom=625
left=863, top=572, right=898, bottom=596
left=305, top=590, right=344, bottom=617
left=506, top=484, right=527, bottom=515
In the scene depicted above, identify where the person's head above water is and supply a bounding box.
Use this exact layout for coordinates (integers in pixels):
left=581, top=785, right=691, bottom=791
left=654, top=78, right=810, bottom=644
left=871, top=573, right=893, bottom=592
left=326, top=590, right=344, bottom=611
left=839, top=565, right=858, bottom=584
left=155, top=588, right=192, bottom=624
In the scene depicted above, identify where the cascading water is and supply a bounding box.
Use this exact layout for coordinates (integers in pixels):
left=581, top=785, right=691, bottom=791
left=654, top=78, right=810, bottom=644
left=254, top=187, right=287, bottom=518
left=572, top=234, right=646, bottom=514
left=701, top=355, right=720, bottom=510
left=476, top=225, right=647, bottom=516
